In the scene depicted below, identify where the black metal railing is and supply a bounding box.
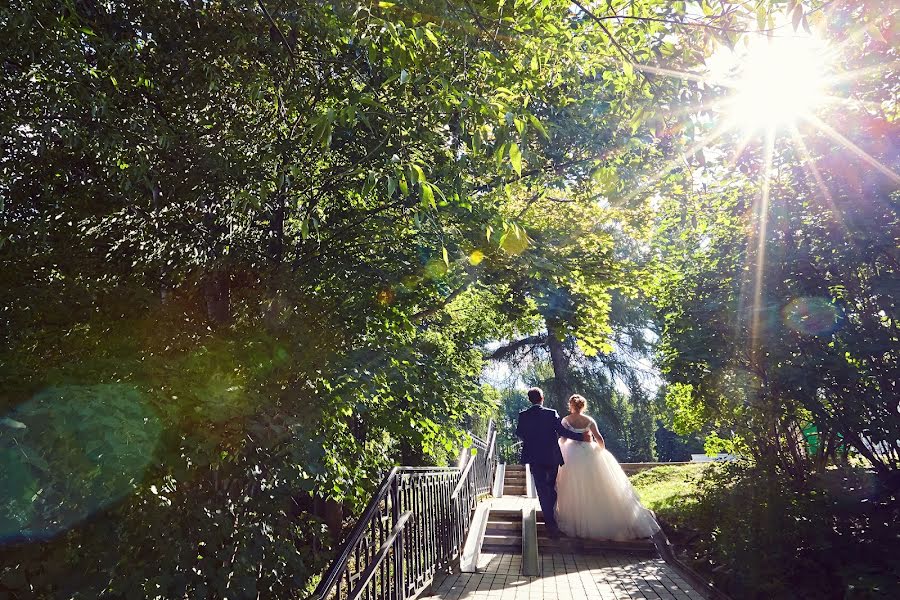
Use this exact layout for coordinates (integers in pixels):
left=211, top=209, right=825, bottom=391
left=309, top=420, right=497, bottom=600
left=498, top=440, right=522, bottom=465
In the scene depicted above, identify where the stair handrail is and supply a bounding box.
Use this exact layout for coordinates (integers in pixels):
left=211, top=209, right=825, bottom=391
left=309, top=467, right=401, bottom=600
left=346, top=511, right=412, bottom=600
left=451, top=453, right=475, bottom=500
left=307, top=420, right=497, bottom=600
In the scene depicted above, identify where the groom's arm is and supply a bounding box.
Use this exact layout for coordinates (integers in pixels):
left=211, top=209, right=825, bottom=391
left=553, top=413, right=586, bottom=441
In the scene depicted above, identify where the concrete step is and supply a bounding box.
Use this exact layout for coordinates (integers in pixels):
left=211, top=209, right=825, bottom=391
left=488, top=509, right=520, bottom=520
left=482, top=532, right=522, bottom=554
left=538, top=538, right=656, bottom=555
left=485, top=520, right=522, bottom=534
left=482, top=544, right=522, bottom=554
left=536, top=533, right=656, bottom=554
left=533, top=511, right=656, bottom=554
left=483, top=532, right=522, bottom=543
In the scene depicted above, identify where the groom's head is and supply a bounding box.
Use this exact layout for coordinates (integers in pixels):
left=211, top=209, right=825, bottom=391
left=527, top=387, right=544, bottom=404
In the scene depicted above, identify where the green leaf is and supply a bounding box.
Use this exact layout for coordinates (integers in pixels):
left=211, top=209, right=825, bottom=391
left=387, top=176, right=397, bottom=198
left=509, top=143, right=522, bottom=176
left=362, top=172, right=376, bottom=197
left=528, top=114, right=549, bottom=141
left=421, top=182, right=435, bottom=207
left=442, top=246, right=449, bottom=267
left=409, top=164, right=425, bottom=186
left=424, top=27, right=440, bottom=48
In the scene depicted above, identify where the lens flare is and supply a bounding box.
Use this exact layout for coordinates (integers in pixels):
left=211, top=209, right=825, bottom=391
left=376, top=288, right=395, bottom=305
left=424, top=258, right=448, bottom=279
left=783, top=297, right=844, bottom=336
left=401, top=274, right=421, bottom=289
left=0, top=385, right=161, bottom=542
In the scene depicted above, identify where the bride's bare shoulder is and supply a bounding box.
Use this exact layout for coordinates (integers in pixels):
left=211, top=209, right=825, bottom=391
left=566, top=414, right=589, bottom=428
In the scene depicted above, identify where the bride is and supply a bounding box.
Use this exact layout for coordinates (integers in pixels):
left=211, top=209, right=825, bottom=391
left=555, top=394, right=661, bottom=541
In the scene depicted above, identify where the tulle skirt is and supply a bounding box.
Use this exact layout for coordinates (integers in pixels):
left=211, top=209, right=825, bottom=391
left=555, top=440, right=661, bottom=541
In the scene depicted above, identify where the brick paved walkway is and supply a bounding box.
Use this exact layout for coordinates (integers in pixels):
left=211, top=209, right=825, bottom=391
left=428, top=551, right=706, bottom=600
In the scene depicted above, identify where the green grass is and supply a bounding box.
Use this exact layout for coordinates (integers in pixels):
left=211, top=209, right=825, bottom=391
left=629, top=463, right=709, bottom=514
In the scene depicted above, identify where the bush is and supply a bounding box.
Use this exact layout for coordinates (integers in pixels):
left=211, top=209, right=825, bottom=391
left=638, top=462, right=900, bottom=599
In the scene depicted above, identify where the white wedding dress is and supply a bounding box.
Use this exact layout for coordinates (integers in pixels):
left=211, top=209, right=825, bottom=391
left=555, top=423, right=661, bottom=541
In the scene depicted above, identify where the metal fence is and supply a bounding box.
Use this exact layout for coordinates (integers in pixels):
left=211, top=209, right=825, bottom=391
left=498, top=440, right=522, bottom=465
left=309, top=421, right=497, bottom=600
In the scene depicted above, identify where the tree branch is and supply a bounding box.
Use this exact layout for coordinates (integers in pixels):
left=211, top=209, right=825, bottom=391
left=257, top=0, right=295, bottom=63
left=411, top=273, right=478, bottom=322
left=488, top=334, right=548, bottom=361
left=570, top=0, right=660, bottom=93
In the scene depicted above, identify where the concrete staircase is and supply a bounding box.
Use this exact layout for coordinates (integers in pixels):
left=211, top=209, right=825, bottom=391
left=480, top=509, right=522, bottom=554
left=502, top=464, right=527, bottom=496
left=534, top=510, right=656, bottom=555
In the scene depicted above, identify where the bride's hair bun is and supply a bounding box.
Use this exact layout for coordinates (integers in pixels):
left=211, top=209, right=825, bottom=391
left=568, top=394, right=586, bottom=411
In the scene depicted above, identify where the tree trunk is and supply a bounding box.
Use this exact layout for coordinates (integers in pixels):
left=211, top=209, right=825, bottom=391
left=203, top=270, right=231, bottom=326
left=268, top=191, right=285, bottom=265
left=546, top=320, right=573, bottom=412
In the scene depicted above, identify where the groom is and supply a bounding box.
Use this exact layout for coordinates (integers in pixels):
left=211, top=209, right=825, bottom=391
left=515, top=387, right=589, bottom=537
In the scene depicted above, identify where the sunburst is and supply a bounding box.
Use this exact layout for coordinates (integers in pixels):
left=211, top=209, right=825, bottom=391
left=626, top=18, right=899, bottom=358
left=716, top=35, right=831, bottom=133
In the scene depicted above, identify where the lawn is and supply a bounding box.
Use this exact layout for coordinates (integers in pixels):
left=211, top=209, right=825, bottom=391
left=630, top=462, right=709, bottom=516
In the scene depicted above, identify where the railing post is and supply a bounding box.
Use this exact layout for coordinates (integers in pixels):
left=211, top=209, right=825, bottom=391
left=391, top=475, right=403, bottom=600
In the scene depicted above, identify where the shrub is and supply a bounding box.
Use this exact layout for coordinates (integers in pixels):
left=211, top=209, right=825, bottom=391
left=643, top=462, right=900, bottom=599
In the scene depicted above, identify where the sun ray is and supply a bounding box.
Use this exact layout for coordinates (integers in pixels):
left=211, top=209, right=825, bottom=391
left=825, top=60, right=900, bottom=87
left=655, top=96, right=735, bottom=123
left=802, top=114, right=900, bottom=184
left=631, top=63, right=727, bottom=87
left=726, top=130, right=755, bottom=168
left=749, top=128, right=776, bottom=366
left=788, top=125, right=848, bottom=232
left=818, top=95, right=887, bottom=113
left=622, top=121, right=735, bottom=203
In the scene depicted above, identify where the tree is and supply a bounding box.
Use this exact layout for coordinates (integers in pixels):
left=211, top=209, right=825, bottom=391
left=625, top=374, right=656, bottom=461
left=649, top=0, right=899, bottom=479
left=1, top=0, right=841, bottom=596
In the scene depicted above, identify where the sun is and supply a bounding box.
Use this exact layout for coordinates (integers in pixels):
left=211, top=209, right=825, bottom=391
left=716, top=34, right=831, bottom=132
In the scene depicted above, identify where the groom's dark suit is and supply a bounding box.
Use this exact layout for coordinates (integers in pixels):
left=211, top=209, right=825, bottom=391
left=515, top=404, right=583, bottom=533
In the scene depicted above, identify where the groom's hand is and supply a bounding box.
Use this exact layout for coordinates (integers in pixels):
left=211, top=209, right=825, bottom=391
left=582, top=432, right=591, bottom=442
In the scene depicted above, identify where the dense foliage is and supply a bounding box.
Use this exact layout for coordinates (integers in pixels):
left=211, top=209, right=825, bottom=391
left=651, top=16, right=900, bottom=477
left=0, top=0, right=709, bottom=596
left=637, top=462, right=900, bottom=599
left=1, top=0, right=895, bottom=597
